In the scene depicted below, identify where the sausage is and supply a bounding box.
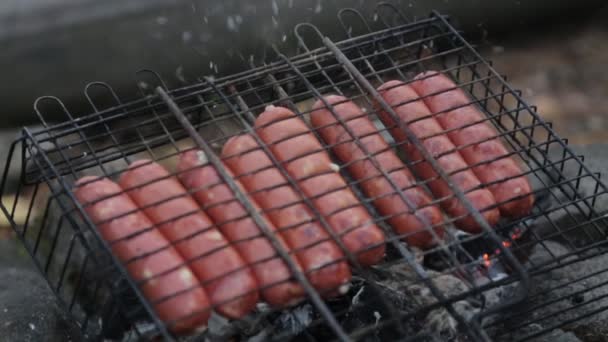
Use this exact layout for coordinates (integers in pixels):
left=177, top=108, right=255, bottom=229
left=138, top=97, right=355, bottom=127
left=377, top=81, right=500, bottom=233
left=74, top=176, right=209, bottom=334
left=119, top=160, right=258, bottom=319
left=222, top=134, right=351, bottom=297
left=310, top=96, right=444, bottom=248
left=411, top=71, right=534, bottom=218
left=254, top=106, right=386, bottom=265
left=177, top=150, right=305, bottom=307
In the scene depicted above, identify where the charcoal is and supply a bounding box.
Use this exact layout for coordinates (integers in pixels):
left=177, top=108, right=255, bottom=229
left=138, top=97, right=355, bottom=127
left=276, top=304, right=314, bottom=336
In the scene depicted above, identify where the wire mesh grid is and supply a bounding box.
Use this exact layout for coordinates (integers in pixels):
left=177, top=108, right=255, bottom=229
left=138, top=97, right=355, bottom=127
left=2, top=6, right=608, bottom=342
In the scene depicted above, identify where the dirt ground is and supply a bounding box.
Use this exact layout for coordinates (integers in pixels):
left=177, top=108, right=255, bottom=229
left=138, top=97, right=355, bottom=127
left=485, top=13, right=608, bottom=145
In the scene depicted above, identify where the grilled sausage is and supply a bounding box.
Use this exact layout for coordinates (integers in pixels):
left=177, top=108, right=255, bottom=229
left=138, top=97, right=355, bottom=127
left=377, top=81, right=500, bottom=233
left=177, top=150, right=305, bottom=307
left=119, top=160, right=258, bottom=319
left=255, top=106, right=386, bottom=265
left=74, top=176, right=209, bottom=334
left=222, top=134, right=351, bottom=297
left=310, top=96, right=444, bottom=248
left=411, top=71, right=534, bottom=218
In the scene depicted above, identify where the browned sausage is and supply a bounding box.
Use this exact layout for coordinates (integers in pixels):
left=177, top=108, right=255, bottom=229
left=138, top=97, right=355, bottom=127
left=119, top=160, right=258, bottom=319
left=222, top=134, right=351, bottom=297
left=254, top=106, right=386, bottom=265
left=411, top=71, right=534, bottom=218
left=310, top=96, right=444, bottom=248
left=74, top=176, right=209, bottom=334
left=177, top=150, right=305, bottom=307
left=377, top=81, right=500, bottom=233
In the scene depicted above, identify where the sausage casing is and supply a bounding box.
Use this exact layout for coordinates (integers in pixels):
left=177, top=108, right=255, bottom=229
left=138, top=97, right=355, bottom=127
left=74, top=176, right=210, bottom=334
left=310, top=96, right=444, bottom=248
left=255, top=106, right=386, bottom=265
left=177, top=150, right=305, bottom=307
left=411, top=71, right=534, bottom=218
left=378, top=81, right=500, bottom=233
left=222, top=134, right=351, bottom=297
left=119, top=160, right=258, bottom=319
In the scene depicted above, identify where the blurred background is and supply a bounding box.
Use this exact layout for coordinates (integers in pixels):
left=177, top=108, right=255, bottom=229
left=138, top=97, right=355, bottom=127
left=0, top=0, right=606, bottom=144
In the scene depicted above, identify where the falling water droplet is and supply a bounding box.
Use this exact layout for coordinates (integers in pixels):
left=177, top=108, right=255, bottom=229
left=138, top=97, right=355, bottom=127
left=176, top=66, right=186, bottom=83
left=314, top=1, right=322, bottom=14
left=182, top=31, right=192, bottom=43
left=226, top=16, right=238, bottom=32
left=272, top=0, right=279, bottom=16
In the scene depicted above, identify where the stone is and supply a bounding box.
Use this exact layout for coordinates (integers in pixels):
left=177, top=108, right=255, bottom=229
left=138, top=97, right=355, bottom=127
left=494, top=240, right=608, bottom=340
left=0, top=268, right=81, bottom=342
left=538, top=329, right=582, bottom=342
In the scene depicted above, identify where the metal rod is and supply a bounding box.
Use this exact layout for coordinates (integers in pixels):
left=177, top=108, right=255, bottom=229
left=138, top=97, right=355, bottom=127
left=262, top=71, right=408, bottom=337
left=322, top=36, right=532, bottom=341
left=205, top=81, right=356, bottom=342
left=22, top=127, right=173, bottom=340
left=157, top=87, right=353, bottom=341
left=333, top=8, right=525, bottom=328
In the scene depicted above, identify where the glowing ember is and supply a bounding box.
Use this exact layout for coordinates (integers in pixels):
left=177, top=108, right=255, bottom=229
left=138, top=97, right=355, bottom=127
left=511, top=227, right=523, bottom=241
left=483, top=253, right=491, bottom=267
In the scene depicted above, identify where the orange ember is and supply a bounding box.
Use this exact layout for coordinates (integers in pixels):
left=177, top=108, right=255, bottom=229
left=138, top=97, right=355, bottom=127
left=483, top=253, right=491, bottom=267
left=511, top=227, right=523, bottom=240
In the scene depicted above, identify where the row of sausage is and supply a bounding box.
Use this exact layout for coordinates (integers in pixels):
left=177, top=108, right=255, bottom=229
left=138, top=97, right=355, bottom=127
left=73, top=71, right=534, bottom=334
